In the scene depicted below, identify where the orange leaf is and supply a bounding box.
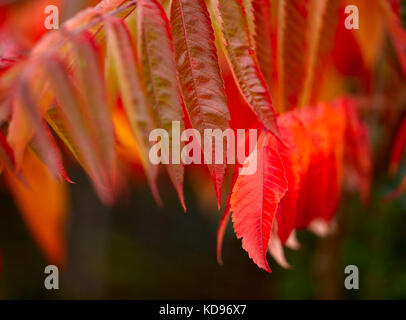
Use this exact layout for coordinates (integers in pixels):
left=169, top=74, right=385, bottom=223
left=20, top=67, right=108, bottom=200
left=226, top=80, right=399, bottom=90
left=5, top=149, right=68, bottom=266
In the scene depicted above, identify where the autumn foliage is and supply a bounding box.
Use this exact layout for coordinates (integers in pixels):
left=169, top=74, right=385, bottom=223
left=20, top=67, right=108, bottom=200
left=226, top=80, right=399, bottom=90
left=0, top=0, right=406, bottom=273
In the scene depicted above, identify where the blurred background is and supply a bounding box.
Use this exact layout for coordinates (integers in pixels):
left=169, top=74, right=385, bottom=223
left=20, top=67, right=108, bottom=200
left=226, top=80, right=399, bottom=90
left=1, top=163, right=406, bottom=299
left=1, top=0, right=406, bottom=300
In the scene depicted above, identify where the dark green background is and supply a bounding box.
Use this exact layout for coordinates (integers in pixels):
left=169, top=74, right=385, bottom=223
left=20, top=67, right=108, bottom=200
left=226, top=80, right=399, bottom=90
left=1, top=162, right=406, bottom=299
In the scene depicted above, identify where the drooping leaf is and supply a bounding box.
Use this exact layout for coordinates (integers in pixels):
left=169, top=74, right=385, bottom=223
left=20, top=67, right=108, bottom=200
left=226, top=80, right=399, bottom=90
left=230, top=131, right=288, bottom=272
left=45, top=107, right=83, bottom=165
left=242, top=0, right=256, bottom=46
left=293, top=102, right=346, bottom=228
left=105, top=17, right=161, bottom=204
left=219, top=51, right=258, bottom=130
left=217, top=0, right=279, bottom=136
left=300, top=0, right=341, bottom=107
left=252, top=0, right=276, bottom=90
left=275, top=113, right=303, bottom=244
left=170, top=0, right=230, bottom=207
left=277, top=0, right=311, bottom=110
left=349, top=0, right=385, bottom=72
left=44, top=55, right=114, bottom=204
left=71, top=31, right=116, bottom=182
left=321, top=102, right=346, bottom=221
left=29, top=126, right=72, bottom=184
left=295, top=105, right=331, bottom=229
left=7, top=92, right=34, bottom=171
left=380, top=0, right=406, bottom=79
left=5, top=148, right=68, bottom=266
left=16, top=78, right=67, bottom=181
left=138, top=0, right=186, bottom=210
left=216, top=124, right=260, bottom=265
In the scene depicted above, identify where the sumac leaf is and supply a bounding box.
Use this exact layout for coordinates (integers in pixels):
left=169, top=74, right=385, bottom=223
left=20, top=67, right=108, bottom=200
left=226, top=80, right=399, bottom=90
left=138, top=0, right=186, bottom=210
left=277, top=0, right=311, bottom=110
left=230, top=131, right=288, bottom=272
left=45, top=56, right=114, bottom=204
left=170, top=0, right=230, bottom=206
left=217, top=0, right=279, bottom=135
left=275, top=113, right=303, bottom=244
left=105, top=17, right=161, bottom=204
left=5, top=149, right=68, bottom=266
left=252, top=0, right=275, bottom=90
left=16, top=78, right=67, bottom=181
left=72, top=32, right=116, bottom=180
left=300, top=0, right=340, bottom=106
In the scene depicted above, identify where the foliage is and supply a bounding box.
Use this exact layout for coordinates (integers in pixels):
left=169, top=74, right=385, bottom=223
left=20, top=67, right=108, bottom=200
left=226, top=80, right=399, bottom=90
left=0, top=0, right=406, bottom=273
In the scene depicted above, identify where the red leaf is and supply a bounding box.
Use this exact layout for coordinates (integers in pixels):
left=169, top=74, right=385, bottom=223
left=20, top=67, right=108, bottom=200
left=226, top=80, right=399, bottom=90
left=300, top=0, right=341, bottom=106
left=217, top=0, right=279, bottom=136
left=252, top=0, right=275, bottom=89
left=105, top=17, right=161, bottom=205
left=277, top=0, right=311, bottom=110
left=295, top=105, right=332, bottom=229
left=16, top=78, right=68, bottom=181
left=275, top=113, right=303, bottom=244
left=45, top=56, right=115, bottom=204
left=217, top=124, right=260, bottom=265
left=137, top=0, right=186, bottom=210
left=322, top=101, right=346, bottom=221
left=171, top=0, right=230, bottom=207
left=230, top=131, right=288, bottom=272
left=380, top=0, right=406, bottom=79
